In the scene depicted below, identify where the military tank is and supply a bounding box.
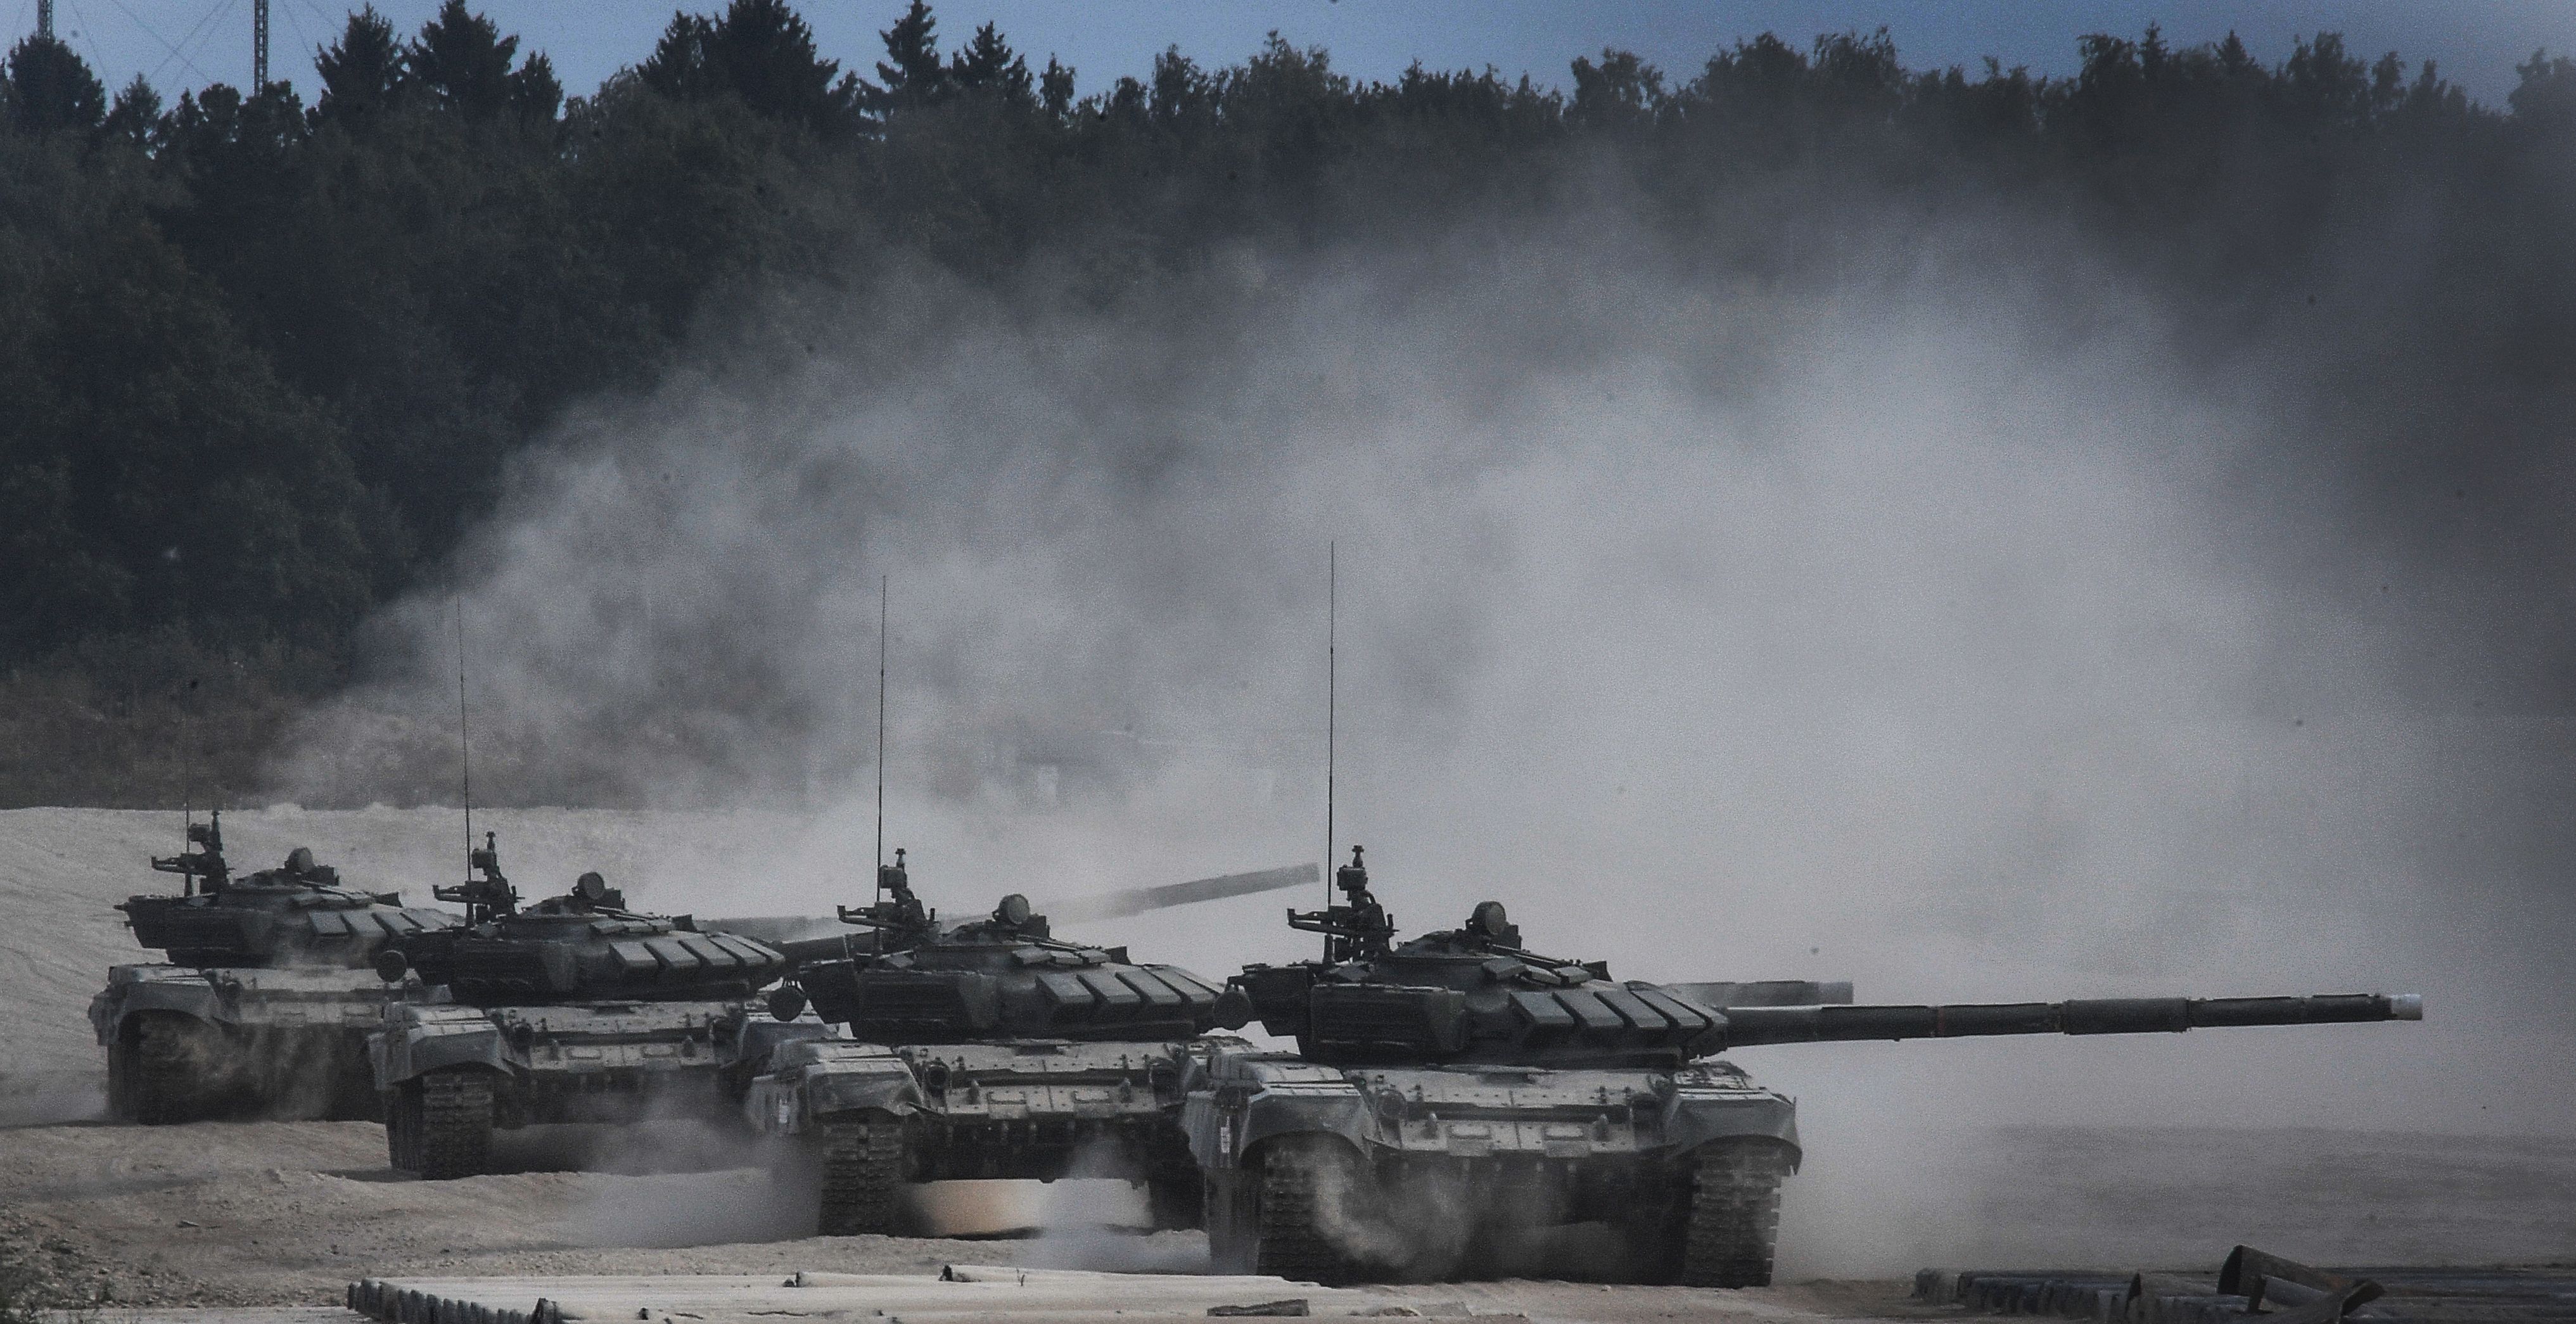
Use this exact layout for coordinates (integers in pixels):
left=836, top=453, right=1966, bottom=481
left=736, top=850, right=1313, bottom=1235
left=1187, top=847, right=2425, bottom=1287
left=88, top=810, right=459, bottom=1123
left=368, top=833, right=829, bottom=1179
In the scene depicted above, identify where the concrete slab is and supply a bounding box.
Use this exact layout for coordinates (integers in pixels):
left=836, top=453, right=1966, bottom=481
left=346, top=1269, right=1482, bottom=1324
left=45, top=1311, right=371, bottom=1324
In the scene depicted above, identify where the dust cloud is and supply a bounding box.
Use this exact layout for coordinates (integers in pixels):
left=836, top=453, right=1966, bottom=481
left=263, top=181, right=2573, bottom=1272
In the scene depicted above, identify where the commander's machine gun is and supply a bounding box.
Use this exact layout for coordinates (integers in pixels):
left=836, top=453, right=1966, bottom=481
left=1289, top=845, right=1396, bottom=961
left=431, top=831, right=520, bottom=927
left=151, top=810, right=233, bottom=897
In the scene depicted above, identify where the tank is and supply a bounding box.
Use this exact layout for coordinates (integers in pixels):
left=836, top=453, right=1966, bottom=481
left=1185, top=848, right=2424, bottom=1286
left=367, top=832, right=829, bottom=1179
left=736, top=851, right=1311, bottom=1235
left=87, top=810, right=459, bottom=1123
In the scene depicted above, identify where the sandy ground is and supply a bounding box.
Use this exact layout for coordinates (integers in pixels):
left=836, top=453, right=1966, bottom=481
left=4, top=1114, right=2570, bottom=1312
left=8, top=807, right=2573, bottom=1320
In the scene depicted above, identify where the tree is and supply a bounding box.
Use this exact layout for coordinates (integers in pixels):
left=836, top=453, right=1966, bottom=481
left=314, top=6, right=405, bottom=128
left=407, top=0, right=520, bottom=120
left=4, top=35, right=106, bottom=135
left=102, top=76, right=160, bottom=147
left=2509, top=48, right=2576, bottom=130
left=874, top=0, right=945, bottom=110
left=1569, top=48, right=1662, bottom=129
left=640, top=0, right=859, bottom=132
left=950, top=22, right=1031, bottom=108
left=1039, top=56, right=1074, bottom=118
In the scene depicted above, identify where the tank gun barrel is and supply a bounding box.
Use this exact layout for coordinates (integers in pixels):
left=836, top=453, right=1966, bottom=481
left=1717, top=993, right=2423, bottom=1047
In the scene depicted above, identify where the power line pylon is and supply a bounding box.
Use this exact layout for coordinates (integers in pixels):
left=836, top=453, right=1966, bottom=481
left=36, top=0, right=53, bottom=40
left=252, top=0, right=269, bottom=87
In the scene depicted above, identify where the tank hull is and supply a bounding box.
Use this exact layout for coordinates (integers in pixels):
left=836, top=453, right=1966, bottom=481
left=746, top=1037, right=1207, bottom=1233
left=91, top=964, right=431, bottom=1122
left=369, top=999, right=827, bottom=1176
left=1183, top=1045, right=1798, bottom=1284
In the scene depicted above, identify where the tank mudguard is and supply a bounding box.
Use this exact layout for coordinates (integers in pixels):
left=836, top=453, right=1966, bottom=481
left=1183, top=1053, right=1368, bottom=1171
left=371, top=1004, right=511, bottom=1086
left=91, top=966, right=226, bottom=1041
left=744, top=1040, right=922, bottom=1135
left=1660, top=1061, right=1802, bottom=1157
left=732, top=1015, right=833, bottom=1069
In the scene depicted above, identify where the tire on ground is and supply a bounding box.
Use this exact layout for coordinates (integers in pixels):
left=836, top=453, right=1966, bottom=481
left=1679, top=1136, right=1795, bottom=1288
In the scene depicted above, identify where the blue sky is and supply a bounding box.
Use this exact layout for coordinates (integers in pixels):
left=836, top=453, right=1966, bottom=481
left=20, top=1, right=2576, bottom=110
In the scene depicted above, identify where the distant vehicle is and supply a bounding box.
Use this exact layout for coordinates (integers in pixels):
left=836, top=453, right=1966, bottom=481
left=1187, top=848, right=2424, bottom=1286
left=732, top=852, right=1310, bottom=1234
left=90, top=810, right=458, bottom=1123
left=368, top=834, right=826, bottom=1178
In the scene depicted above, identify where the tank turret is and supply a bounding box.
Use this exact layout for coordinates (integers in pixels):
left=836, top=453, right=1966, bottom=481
left=378, top=841, right=787, bottom=1003
left=787, top=849, right=1242, bottom=1043
left=116, top=810, right=457, bottom=969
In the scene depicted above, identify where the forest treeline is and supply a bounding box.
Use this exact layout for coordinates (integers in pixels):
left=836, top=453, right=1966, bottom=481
left=4, top=0, right=2575, bottom=804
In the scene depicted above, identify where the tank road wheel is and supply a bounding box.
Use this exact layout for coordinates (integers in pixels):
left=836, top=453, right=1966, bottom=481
left=124, top=1012, right=218, bottom=1124
left=1251, top=1136, right=1367, bottom=1285
left=1680, top=1138, right=1794, bottom=1288
left=390, top=1070, right=494, bottom=1180
left=816, top=1114, right=905, bottom=1235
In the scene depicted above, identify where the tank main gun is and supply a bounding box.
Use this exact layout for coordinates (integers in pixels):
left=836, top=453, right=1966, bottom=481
left=1716, top=993, right=2422, bottom=1045
left=1234, top=855, right=2425, bottom=1068
left=432, top=831, right=518, bottom=926
left=150, top=810, right=231, bottom=896
left=1288, top=846, right=1395, bottom=961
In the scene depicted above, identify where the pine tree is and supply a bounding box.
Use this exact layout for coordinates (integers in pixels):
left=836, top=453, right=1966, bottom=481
left=4, top=35, right=106, bottom=134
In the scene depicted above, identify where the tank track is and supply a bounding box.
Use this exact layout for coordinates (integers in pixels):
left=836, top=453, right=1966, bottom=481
left=1144, top=1127, right=1204, bottom=1230
left=1681, top=1138, right=1792, bottom=1287
left=390, top=1070, right=494, bottom=1180
left=815, top=1115, right=905, bottom=1235
left=1253, top=1137, right=1361, bottom=1285
left=120, top=1012, right=218, bottom=1124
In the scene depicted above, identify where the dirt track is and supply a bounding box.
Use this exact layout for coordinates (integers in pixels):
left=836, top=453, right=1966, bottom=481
left=6, top=1114, right=2573, bottom=1311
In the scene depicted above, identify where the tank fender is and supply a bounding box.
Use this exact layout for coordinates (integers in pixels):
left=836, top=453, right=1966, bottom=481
left=1659, top=1077, right=1802, bottom=1162
left=1183, top=1066, right=1367, bottom=1171
left=801, top=1057, right=922, bottom=1119
left=745, top=1044, right=922, bottom=1135
left=371, top=1005, right=511, bottom=1087
left=734, top=1015, right=832, bottom=1067
left=93, top=969, right=228, bottom=1036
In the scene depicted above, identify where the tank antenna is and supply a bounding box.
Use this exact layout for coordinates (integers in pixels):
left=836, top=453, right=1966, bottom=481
left=180, top=676, right=194, bottom=896
left=455, top=594, right=474, bottom=882
left=873, top=573, right=888, bottom=953
left=1324, top=542, right=1337, bottom=958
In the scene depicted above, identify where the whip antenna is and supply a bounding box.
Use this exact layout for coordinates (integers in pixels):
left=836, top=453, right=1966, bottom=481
left=456, top=595, right=474, bottom=879
left=180, top=678, right=196, bottom=896
left=1324, top=542, right=1336, bottom=947
left=873, top=575, right=888, bottom=951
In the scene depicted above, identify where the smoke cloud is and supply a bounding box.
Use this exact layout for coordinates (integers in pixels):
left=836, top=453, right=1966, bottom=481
left=269, top=149, right=2574, bottom=1270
